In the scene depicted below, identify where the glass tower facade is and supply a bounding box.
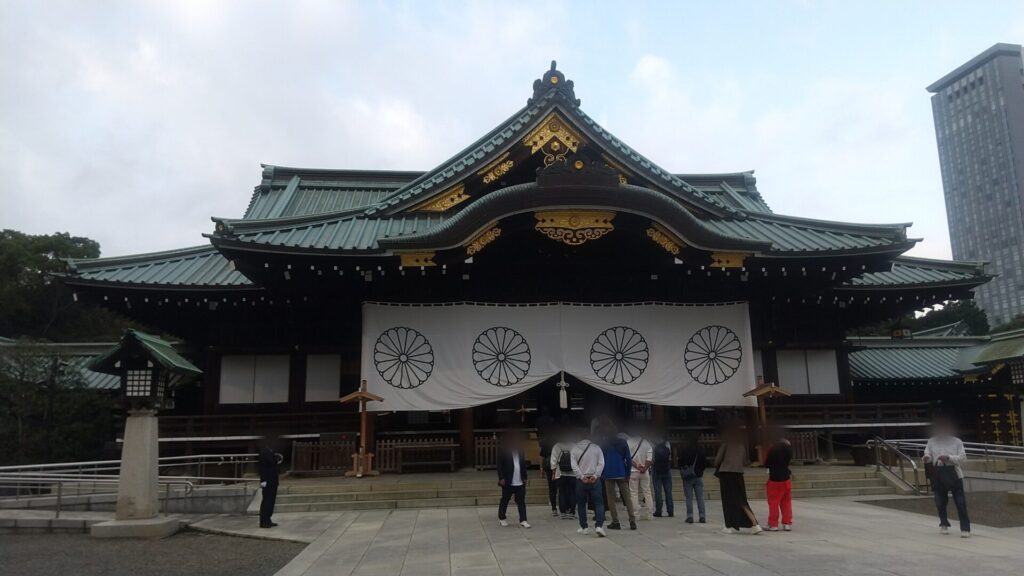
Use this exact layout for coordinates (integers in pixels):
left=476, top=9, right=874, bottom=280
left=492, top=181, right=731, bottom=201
left=928, top=44, right=1024, bottom=326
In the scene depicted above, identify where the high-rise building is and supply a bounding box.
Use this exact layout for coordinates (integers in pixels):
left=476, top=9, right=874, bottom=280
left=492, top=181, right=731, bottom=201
left=928, top=43, right=1024, bottom=327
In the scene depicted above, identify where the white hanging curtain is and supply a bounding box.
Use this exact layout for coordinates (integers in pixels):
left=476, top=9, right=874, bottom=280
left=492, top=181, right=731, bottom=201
left=361, top=302, right=757, bottom=411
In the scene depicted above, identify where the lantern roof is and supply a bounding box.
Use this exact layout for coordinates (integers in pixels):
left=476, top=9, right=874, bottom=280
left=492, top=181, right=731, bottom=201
left=86, top=329, right=202, bottom=378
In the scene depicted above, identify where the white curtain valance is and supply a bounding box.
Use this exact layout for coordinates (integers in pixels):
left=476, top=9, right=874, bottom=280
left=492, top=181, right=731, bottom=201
left=361, top=302, right=757, bottom=411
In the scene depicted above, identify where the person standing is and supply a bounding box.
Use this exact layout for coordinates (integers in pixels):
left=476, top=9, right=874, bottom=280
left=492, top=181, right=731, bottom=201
left=651, top=435, right=674, bottom=518
left=714, top=425, right=761, bottom=535
left=924, top=417, right=970, bottom=538
left=550, top=429, right=578, bottom=519
left=601, top=424, right=637, bottom=530
left=763, top=434, right=793, bottom=531
left=677, top=434, right=707, bottom=524
left=626, top=431, right=655, bottom=520
left=257, top=444, right=281, bottom=529
left=537, top=408, right=559, bottom=518
left=497, top=431, right=531, bottom=528
left=571, top=431, right=607, bottom=537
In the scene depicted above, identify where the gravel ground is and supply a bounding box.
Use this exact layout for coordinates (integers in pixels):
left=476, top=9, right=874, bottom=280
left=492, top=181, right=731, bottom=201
left=0, top=530, right=305, bottom=576
left=861, top=491, right=1024, bottom=528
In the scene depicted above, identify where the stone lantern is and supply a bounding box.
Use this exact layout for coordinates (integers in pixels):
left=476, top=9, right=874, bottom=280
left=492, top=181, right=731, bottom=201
left=86, top=330, right=202, bottom=538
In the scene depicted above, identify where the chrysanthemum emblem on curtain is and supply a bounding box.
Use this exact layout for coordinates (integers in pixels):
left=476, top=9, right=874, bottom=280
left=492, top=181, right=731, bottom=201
left=373, top=327, right=434, bottom=389
left=684, top=325, right=742, bottom=385
left=590, top=326, right=649, bottom=385
left=472, top=327, right=531, bottom=386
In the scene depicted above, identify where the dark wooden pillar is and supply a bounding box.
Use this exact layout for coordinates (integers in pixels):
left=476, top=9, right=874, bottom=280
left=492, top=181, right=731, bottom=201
left=652, top=405, right=665, bottom=430
left=744, top=406, right=761, bottom=464
left=460, top=408, right=475, bottom=469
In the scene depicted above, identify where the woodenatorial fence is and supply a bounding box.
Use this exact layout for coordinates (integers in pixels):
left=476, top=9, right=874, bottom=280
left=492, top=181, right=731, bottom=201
left=375, top=435, right=459, bottom=473
left=474, top=435, right=498, bottom=470
left=291, top=438, right=356, bottom=475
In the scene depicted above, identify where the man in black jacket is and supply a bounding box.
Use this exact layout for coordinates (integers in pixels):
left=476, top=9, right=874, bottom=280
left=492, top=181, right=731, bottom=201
left=496, top=430, right=530, bottom=528
left=258, top=444, right=281, bottom=528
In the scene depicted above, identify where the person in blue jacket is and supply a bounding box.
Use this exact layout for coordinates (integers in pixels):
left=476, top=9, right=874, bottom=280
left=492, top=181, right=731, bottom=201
left=600, top=423, right=636, bottom=530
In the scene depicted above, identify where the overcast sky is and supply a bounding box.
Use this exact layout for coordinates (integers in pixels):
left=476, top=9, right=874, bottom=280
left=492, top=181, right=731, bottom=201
left=2, top=1, right=1023, bottom=259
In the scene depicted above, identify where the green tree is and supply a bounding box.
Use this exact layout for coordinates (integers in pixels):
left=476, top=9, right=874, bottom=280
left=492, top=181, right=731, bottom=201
left=847, top=300, right=990, bottom=337
left=0, top=230, right=131, bottom=341
left=0, top=342, right=117, bottom=465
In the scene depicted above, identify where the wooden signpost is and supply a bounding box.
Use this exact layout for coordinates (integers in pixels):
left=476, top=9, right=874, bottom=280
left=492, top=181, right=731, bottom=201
left=743, top=376, right=792, bottom=464
left=340, top=380, right=383, bottom=477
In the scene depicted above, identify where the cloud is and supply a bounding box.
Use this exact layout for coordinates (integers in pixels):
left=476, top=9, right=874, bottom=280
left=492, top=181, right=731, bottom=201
left=611, top=55, right=951, bottom=259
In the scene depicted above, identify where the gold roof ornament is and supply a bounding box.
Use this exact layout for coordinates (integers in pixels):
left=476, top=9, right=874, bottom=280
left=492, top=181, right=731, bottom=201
left=413, top=184, right=469, bottom=213
left=522, top=113, right=585, bottom=167
left=534, top=210, right=615, bottom=246
left=710, top=252, right=750, bottom=268
left=399, top=252, right=436, bottom=267
left=646, top=224, right=683, bottom=256
left=466, top=226, right=502, bottom=256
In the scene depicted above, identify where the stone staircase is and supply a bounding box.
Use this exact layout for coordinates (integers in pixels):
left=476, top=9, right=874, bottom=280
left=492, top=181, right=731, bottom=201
left=272, top=466, right=895, bottom=513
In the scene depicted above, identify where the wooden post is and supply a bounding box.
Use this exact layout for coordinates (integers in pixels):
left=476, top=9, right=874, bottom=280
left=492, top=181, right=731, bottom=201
left=652, top=404, right=665, bottom=430
left=341, top=380, right=382, bottom=477
left=459, top=408, right=474, bottom=469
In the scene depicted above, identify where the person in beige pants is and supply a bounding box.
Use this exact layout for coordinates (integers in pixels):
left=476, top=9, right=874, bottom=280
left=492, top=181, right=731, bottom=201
left=626, top=433, right=654, bottom=520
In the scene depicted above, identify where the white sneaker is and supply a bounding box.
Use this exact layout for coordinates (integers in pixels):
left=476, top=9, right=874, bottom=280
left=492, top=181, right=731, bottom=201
left=782, top=524, right=792, bottom=532
left=720, top=527, right=737, bottom=535
left=595, top=526, right=607, bottom=537
left=765, top=525, right=779, bottom=532
left=940, top=526, right=949, bottom=535
left=960, top=531, right=971, bottom=539
left=520, top=521, right=531, bottom=529
left=748, top=525, right=763, bottom=535
left=577, top=527, right=591, bottom=535
left=498, top=519, right=509, bottom=527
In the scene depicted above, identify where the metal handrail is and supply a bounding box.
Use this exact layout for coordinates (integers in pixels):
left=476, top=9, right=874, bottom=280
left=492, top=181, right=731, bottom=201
left=866, top=437, right=926, bottom=495
left=0, top=453, right=257, bottom=475
left=0, top=476, right=195, bottom=519
left=889, top=439, right=1024, bottom=461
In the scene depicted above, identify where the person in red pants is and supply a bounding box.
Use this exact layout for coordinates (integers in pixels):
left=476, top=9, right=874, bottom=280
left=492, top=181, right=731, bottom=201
left=764, top=434, right=793, bottom=531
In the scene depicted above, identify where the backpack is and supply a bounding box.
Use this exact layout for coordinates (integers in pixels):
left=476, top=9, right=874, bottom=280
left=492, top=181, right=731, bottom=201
left=653, top=442, right=671, bottom=473
left=558, top=448, right=573, bottom=473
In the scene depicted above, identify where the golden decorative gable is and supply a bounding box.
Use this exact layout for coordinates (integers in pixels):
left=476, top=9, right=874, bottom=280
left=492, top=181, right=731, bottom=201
left=413, top=184, right=469, bottom=212
left=522, top=114, right=585, bottom=167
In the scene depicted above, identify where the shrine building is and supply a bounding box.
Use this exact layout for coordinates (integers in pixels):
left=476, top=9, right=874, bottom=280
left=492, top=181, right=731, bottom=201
left=60, top=63, right=1004, bottom=467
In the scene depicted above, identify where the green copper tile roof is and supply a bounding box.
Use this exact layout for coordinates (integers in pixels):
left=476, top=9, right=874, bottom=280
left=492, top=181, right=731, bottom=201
left=66, top=246, right=253, bottom=288
left=842, top=257, right=987, bottom=288
left=971, top=330, right=1024, bottom=364
left=244, top=168, right=414, bottom=220
left=87, top=330, right=202, bottom=377
left=849, top=346, right=967, bottom=382
left=702, top=215, right=908, bottom=253
left=223, top=214, right=448, bottom=252
left=0, top=341, right=127, bottom=390
left=215, top=184, right=907, bottom=255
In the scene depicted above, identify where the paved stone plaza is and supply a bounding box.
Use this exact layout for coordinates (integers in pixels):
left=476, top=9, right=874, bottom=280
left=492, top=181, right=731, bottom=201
left=190, top=497, right=1024, bottom=576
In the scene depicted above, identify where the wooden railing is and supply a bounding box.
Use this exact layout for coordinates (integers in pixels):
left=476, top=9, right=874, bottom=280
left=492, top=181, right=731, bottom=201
left=291, top=439, right=356, bottom=475
left=375, top=435, right=457, bottom=473
left=474, top=435, right=498, bottom=470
